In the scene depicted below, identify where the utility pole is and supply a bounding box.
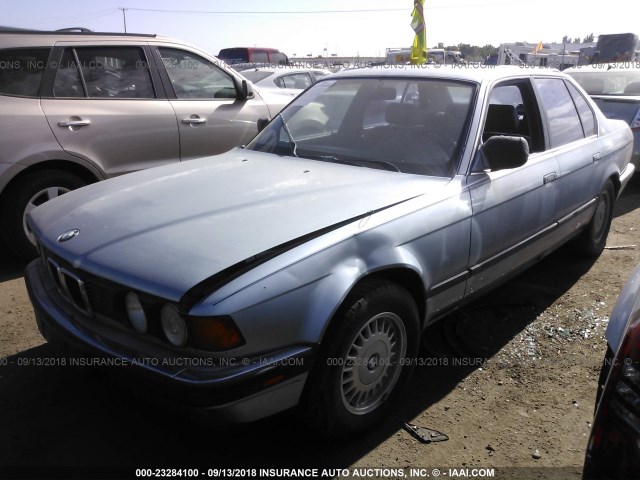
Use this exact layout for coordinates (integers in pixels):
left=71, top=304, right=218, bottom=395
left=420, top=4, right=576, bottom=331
left=119, top=8, right=127, bottom=33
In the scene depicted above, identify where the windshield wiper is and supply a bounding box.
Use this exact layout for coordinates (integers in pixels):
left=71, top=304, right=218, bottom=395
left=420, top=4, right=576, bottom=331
left=297, top=152, right=363, bottom=168
left=297, top=151, right=401, bottom=172
left=278, top=113, right=298, bottom=157
left=350, top=158, right=401, bottom=172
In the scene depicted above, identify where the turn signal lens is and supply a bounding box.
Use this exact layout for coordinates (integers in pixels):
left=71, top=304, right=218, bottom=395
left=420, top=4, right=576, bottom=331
left=189, top=316, right=245, bottom=351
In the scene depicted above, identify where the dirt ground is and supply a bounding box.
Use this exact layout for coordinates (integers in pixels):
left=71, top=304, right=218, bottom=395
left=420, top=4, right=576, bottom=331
left=1, top=176, right=640, bottom=480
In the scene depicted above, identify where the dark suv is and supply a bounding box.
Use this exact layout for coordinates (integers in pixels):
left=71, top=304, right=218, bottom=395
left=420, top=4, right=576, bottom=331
left=217, top=47, right=289, bottom=70
left=0, top=29, right=290, bottom=258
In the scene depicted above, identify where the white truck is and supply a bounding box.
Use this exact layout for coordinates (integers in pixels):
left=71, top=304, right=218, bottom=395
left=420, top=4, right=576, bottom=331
left=385, top=47, right=464, bottom=65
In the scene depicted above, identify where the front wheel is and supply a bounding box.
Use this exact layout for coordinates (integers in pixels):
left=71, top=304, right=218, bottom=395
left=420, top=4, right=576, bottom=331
left=301, top=279, right=419, bottom=437
left=576, top=179, right=615, bottom=257
left=0, top=170, right=86, bottom=259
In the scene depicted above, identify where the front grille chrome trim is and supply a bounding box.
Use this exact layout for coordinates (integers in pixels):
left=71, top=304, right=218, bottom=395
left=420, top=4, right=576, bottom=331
left=46, top=257, right=93, bottom=316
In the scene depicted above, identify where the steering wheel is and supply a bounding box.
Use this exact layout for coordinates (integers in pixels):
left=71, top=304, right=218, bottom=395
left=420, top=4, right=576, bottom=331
left=421, top=131, right=457, bottom=155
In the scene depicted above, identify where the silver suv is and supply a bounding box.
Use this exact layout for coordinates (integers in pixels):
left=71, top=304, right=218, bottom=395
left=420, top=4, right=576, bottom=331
left=0, top=29, right=289, bottom=259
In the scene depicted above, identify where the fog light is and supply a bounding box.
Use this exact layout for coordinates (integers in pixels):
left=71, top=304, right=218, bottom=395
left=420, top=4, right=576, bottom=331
left=161, top=304, right=188, bottom=347
left=125, top=292, right=147, bottom=333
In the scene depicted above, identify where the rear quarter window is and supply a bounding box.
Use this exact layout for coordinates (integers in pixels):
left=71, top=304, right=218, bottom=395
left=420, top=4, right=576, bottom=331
left=278, top=73, right=312, bottom=89
left=0, top=48, right=50, bottom=97
left=566, top=81, right=596, bottom=137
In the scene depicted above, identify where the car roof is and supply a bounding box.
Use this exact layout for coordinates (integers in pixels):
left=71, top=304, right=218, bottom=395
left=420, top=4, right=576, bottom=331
left=247, top=67, right=330, bottom=75
left=219, top=47, right=282, bottom=52
left=330, top=65, right=565, bottom=83
left=0, top=29, right=213, bottom=56
left=0, top=29, right=173, bottom=45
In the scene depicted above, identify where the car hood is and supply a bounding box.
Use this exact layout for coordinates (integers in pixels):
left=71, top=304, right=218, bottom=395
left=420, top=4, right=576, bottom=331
left=31, top=149, right=449, bottom=301
left=253, top=87, right=295, bottom=116
left=256, top=85, right=302, bottom=98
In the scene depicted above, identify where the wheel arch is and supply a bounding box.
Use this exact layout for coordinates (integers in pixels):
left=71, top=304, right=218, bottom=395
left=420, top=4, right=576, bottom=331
left=0, top=159, right=100, bottom=203
left=608, top=171, right=621, bottom=197
left=362, top=267, right=427, bottom=325
left=298, top=264, right=424, bottom=436
left=0, top=160, right=102, bottom=257
left=312, top=265, right=427, bottom=346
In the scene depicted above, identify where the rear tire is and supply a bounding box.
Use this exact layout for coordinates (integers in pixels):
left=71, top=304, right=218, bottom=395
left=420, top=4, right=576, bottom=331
left=301, top=279, right=420, bottom=437
left=576, top=179, right=615, bottom=257
left=0, top=170, right=86, bottom=260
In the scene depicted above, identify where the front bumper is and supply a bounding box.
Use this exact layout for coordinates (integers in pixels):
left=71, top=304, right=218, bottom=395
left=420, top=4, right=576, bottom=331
left=24, top=259, right=315, bottom=423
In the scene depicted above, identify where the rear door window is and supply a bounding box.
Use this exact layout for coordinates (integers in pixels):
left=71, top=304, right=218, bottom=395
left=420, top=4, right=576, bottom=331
left=0, top=48, right=50, bottom=97
left=533, top=78, right=585, bottom=148
left=53, top=47, right=155, bottom=98
left=53, top=49, right=83, bottom=97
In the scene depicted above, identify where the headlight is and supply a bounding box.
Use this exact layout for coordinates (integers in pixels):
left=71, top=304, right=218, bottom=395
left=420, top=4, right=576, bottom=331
left=125, top=292, right=147, bottom=334
left=161, top=304, right=188, bottom=347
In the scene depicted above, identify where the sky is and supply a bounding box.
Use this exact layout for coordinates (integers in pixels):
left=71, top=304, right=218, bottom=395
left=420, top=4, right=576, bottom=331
left=2, top=0, right=637, bottom=58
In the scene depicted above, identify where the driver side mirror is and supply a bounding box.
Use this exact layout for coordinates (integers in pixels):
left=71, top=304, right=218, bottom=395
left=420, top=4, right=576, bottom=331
left=257, top=117, right=270, bottom=132
left=480, top=136, right=529, bottom=172
left=239, top=79, right=255, bottom=100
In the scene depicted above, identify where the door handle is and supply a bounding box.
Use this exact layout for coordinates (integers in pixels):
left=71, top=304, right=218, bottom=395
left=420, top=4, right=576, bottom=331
left=543, top=172, right=557, bottom=184
left=593, top=152, right=601, bottom=162
left=58, top=119, right=90, bottom=128
left=182, top=115, right=207, bottom=125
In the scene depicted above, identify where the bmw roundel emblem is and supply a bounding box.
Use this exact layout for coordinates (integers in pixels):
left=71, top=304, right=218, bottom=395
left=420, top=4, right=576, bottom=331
left=57, top=229, right=80, bottom=243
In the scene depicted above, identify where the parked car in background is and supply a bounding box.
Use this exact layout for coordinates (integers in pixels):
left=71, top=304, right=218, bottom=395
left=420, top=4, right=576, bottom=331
left=565, top=65, right=640, bottom=166
left=25, top=66, right=633, bottom=436
left=0, top=29, right=291, bottom=259
left=217, top=47, right=289, bottom=70
left=584, top=266, right=640, bottom=479
left=242, top=67, right=332, bottom=97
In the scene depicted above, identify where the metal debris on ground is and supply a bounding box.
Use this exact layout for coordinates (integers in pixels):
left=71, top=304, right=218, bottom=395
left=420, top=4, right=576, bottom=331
left=403, top=423, right=449, bottom=444
left=603, top=245, right=636, bottom=250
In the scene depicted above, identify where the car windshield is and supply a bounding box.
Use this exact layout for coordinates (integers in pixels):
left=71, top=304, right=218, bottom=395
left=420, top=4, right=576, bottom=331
left=569, top=70, right=640, bottom=95
left=246, top=77, right=476, bottom=177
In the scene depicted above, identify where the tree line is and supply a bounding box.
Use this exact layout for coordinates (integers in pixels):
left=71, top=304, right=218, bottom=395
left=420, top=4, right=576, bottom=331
left=440, top=44, right=497, bottom=62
